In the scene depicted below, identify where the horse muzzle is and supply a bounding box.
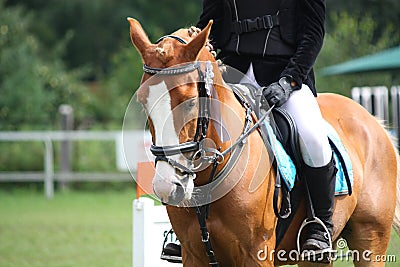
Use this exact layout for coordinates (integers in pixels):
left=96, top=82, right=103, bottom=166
left=152, top=161, right=194, bottom=206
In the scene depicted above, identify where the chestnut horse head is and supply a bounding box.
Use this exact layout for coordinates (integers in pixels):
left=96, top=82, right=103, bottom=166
left=128, top=18, right=239, bottom=206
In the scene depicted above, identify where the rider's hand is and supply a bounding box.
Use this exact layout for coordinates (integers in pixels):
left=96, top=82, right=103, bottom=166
left=262, top=76, right=299, bottom=108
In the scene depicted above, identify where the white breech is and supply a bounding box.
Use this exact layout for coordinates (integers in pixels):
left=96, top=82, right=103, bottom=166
left=243, top=64, right=332, bottom=167
left=280, top=86, right=332, bottom=167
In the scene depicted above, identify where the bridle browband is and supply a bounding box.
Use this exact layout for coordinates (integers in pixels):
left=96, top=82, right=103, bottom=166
left=143, top=60, right=202, bottom=76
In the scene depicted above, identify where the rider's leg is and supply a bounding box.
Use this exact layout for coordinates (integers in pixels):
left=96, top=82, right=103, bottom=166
left=280, top=86, right=332, bottom=168
left=280, top=86, right=337, bottom=258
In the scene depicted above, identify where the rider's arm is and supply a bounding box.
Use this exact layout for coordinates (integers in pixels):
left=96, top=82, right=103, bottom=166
left=280, top=0, right=325, bottom=87
left=197, top=0, right=223, bottom=28
left=196, top=0, right=226, bottom=49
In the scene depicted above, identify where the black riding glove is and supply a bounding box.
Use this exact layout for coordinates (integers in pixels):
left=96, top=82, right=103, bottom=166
left=262, top=76, right=299, bottom=108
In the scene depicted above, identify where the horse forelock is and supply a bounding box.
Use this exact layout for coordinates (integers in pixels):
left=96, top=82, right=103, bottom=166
left=154, top=41, right=175, bottom=64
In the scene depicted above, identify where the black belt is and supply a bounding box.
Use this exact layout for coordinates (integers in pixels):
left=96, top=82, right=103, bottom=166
left=231, top=14, right=279, bottom=34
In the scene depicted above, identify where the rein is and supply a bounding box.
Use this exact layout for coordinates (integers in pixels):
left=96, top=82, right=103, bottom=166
left=142, top=35, right=272, bottom=266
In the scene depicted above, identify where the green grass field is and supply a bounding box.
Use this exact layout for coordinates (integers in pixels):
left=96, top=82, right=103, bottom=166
left=0, top=189, right=135, bottom=267
left=0, top=189, right=399, bottom=267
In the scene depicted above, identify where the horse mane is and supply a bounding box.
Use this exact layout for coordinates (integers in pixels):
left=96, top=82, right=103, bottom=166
left=154, top=43, right=174, bottom=64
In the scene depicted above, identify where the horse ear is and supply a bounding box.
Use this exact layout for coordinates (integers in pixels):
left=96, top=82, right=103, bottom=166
left=127, top=17, right=153, bottom=61
left=185, top=20, right=213, bottom=60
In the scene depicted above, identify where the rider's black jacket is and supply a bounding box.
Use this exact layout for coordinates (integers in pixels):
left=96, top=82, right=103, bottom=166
left=197, top=0, right=325, bottom=95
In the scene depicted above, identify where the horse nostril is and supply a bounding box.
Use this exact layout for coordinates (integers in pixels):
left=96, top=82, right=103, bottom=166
left=167, top=181, right=185, bottom=206
left=173, top=181, right=183, bottom=187
left=173, top=181, right=185, bottom=196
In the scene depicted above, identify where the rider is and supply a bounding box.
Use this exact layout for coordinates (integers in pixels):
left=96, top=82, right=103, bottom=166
left=197, top=0, right=336, bottom=262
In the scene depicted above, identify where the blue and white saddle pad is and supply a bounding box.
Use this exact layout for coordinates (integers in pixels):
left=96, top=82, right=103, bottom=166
left=264, top=120, right=354, bottom=196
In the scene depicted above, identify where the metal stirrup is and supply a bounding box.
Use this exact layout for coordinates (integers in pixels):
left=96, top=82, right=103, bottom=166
left=296, top=216, right=333, bottom=257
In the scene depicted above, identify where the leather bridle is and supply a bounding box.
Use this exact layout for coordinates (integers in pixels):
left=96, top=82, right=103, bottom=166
left=143, top=36, right=211, bottom=177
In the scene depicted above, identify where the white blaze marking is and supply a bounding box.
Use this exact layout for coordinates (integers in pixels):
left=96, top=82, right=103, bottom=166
left=147, top=81, right=179, bottom=147
left=147, top=81, right=179, bottom=201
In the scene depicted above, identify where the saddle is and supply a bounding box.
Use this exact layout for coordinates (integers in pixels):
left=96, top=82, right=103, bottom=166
left=272, top=107, right=302, bottom=164
left=229, top=83, right=353, bottom=246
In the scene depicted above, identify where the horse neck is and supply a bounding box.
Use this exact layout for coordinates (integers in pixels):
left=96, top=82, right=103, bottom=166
left=194, top=74, right=252, bottom=185
left=212, top=73, right=247, bottom=144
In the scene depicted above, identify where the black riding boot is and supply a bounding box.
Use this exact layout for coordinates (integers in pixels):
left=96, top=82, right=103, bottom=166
left=301, top=155, right=337, bottom=262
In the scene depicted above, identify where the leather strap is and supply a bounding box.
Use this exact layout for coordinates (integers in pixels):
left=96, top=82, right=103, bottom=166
left=328, top=138, right=352, bottom=195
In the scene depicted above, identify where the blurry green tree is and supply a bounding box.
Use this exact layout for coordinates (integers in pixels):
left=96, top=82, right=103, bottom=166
left=5, top=0, right=200, bottom=76
left=0, top=2, right=92, bottom=130
left=326, top=0, right=400, bottom=46
left=316, top=12, right=397, bottom=95
left=2, top=0, right=201, bottom=128
left=1, top=0, right=399, bottom=128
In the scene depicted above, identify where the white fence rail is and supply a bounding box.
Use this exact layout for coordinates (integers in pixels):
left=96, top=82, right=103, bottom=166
left=351, top=85, right=400, bottom=148
left=0, top=130, right=150, bottom=198
left=351, top=86, right=389, bottom=122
